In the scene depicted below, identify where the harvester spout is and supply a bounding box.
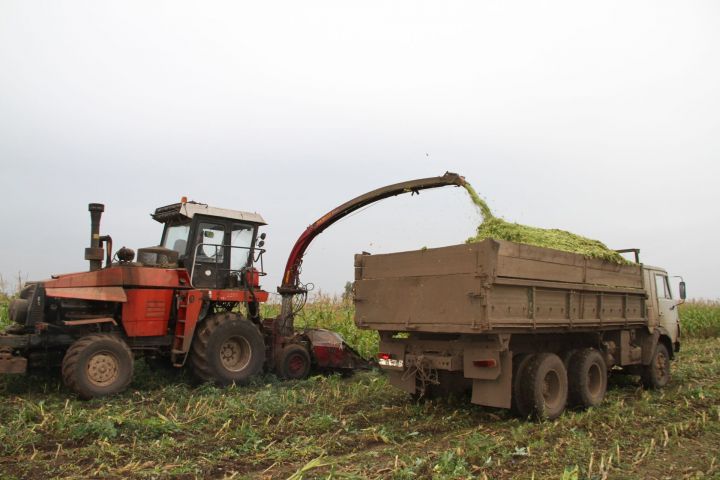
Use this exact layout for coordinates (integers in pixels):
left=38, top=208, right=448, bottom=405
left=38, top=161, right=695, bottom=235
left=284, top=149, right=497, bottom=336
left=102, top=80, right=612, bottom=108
left=276, top=171, right=465, bottom=336
left=85, top=203, right=105, bottom=271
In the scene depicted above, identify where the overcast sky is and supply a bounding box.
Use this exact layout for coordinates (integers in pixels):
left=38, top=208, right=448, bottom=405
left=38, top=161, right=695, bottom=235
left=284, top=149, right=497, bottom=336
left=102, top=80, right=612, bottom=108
left=1, top=1, right=718, bottom=299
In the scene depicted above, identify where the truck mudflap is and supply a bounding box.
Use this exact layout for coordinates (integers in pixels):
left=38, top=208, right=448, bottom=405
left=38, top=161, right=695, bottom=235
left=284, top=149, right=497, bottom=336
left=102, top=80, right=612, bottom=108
left=0, top=347, right=27, bottom=374
left=468, top=350, right=512, bottom=409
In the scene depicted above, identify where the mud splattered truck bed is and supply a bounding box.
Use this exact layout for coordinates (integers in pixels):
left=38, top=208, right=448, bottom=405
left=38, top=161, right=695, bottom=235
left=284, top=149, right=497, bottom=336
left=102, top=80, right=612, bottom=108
left=353, top=239, right=685, bottom=419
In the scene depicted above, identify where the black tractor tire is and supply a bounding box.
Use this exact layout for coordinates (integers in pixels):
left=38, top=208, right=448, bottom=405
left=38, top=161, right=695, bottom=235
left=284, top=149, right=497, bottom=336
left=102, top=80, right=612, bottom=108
left=567, top=348, right=607, bottom=408
left=61, top=334, right=134, bottom=400
left=19, top=283, right=36, bottom=300
left=511, top=353, right=536, bottom=418
left=8, top=284, right=36, bottom=327
left=520, top=353, right=568, bottom=420
left=641, top=343, right=671, bottom=389
left=189, top=313, right=265, bottom=385
left=277, top=344, right=312, bottom=380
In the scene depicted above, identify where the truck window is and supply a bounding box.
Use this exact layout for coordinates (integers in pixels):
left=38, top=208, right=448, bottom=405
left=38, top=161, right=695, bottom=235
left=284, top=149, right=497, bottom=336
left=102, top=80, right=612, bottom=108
left=655, top=274, right=672, bottom=299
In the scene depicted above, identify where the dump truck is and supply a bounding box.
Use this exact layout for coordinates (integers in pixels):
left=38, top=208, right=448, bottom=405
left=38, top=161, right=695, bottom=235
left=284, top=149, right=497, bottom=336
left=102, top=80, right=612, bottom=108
left=354, top=240, right=686, bottom=419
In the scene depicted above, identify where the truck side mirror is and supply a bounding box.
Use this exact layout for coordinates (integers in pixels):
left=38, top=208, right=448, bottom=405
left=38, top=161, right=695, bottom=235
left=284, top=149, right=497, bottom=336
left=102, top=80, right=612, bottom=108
left=259, top=233, right=267, bottom=240
left=679, top=281, right=687, bottom=300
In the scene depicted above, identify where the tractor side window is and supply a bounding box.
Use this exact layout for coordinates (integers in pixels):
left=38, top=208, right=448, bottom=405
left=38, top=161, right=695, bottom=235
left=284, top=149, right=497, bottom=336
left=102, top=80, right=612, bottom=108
left=163, top=223, right=191, bottom=255
left=196, top=223, right=225, bottom=262
left=230, top=224, right=254, bottom=272
left=655, top=274, right=671, bottom=299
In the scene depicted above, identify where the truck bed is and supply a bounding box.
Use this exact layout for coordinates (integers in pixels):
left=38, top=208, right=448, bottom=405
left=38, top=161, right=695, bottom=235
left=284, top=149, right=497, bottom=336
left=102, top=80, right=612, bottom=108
left=354, top=239, right=648, bottom=333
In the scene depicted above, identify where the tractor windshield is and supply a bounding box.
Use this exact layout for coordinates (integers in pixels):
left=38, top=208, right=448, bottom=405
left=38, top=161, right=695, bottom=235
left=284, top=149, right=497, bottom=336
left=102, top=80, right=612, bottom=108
left=163, top=223, right=191, bottom=255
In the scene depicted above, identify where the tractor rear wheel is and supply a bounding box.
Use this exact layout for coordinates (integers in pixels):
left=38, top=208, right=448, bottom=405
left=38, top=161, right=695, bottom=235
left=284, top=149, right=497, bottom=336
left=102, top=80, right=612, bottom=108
left=189, top=313, right=265, bottom=385
left=277, top=344, right=312, bottom=380
left=62, top=334, right=134, bottom=399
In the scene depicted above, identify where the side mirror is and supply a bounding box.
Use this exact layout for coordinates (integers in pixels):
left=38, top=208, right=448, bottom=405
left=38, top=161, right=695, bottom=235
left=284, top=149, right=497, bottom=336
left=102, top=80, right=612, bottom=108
left=259, top=233, right=267, bottom=240
left=257, top=240, right=265, bottom=248
left=679, top=281, right=687, bottom=300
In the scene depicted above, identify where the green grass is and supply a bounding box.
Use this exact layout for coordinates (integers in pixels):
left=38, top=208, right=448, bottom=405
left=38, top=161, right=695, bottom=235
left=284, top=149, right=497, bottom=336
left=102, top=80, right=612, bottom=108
left=0, top=294, right=9, bottom=330
left=0, top=299, right=719, bottom=478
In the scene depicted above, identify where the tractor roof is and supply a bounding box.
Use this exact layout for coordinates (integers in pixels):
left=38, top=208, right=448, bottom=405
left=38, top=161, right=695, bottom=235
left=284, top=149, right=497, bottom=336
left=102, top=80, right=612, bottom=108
left=152, top=201, right=266, bottom=225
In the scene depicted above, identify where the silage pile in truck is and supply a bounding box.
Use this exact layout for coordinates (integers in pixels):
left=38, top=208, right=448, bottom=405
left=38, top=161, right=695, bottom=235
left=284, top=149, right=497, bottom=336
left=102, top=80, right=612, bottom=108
left=463, top=183, right=628, bottom=264
left=354, top=183, right=685, bottom=419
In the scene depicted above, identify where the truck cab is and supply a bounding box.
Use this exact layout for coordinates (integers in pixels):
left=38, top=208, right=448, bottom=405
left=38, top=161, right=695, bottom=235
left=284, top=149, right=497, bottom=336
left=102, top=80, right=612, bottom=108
left=150, top=200, right=267, bottom=290
left=644, top=266, right=683, bottom=351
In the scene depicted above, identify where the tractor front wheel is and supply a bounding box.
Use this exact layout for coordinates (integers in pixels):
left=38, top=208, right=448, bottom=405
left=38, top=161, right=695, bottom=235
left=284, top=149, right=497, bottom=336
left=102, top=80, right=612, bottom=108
left=190, top=313, right=265, bottom=385
left=277, top=344, right=312, bottom=380
left=61, top=334, right=134, bottom=399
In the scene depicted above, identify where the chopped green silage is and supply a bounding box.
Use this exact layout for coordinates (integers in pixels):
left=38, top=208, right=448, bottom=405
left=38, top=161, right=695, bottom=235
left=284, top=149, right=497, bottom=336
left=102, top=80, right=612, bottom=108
left=463, top=183, right=629, bottom=264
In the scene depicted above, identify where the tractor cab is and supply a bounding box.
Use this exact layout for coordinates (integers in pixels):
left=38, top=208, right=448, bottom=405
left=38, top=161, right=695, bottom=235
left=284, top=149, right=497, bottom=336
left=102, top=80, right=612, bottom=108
left=149, top=200, right=267, bottom=290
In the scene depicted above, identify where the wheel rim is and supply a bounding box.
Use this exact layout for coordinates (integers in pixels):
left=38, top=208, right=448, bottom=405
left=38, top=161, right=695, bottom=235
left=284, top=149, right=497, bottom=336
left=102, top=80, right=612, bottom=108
left=542, top=369, right=562, bottom=409
left=219, top=336, right=252, bottom=372
left=287, top=353, right=307, bottom=376
left=587, top=363, right=603, bottom=397
left=86, top=351, right=120, bottom=387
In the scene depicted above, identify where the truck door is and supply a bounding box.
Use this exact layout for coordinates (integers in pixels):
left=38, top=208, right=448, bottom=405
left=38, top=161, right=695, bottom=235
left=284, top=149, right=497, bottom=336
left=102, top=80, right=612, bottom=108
left=653, top=272, right=679, bottom=344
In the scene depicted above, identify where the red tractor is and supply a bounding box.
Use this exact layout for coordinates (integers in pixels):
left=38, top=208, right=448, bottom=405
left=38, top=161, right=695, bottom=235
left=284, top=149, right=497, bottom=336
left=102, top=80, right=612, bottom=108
left=1, top=173, right=465, bottom=398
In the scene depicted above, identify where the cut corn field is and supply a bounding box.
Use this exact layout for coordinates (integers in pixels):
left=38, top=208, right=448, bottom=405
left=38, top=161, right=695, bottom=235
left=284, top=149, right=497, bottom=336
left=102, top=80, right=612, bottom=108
left=0, top=297, right=718, bottom=479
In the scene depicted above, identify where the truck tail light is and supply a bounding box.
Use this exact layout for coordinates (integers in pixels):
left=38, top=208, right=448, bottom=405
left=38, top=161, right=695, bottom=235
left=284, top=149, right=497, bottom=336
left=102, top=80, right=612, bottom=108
left=473, top=359, right=497, bottom=368
left=377, top=352, right=403, bottom=367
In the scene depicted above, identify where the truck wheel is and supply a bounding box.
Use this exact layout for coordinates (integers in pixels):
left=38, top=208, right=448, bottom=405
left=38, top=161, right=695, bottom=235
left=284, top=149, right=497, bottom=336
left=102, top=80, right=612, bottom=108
left=641, top=343, right=670, bottom=389
left=567, top=348, right=607, bottom=408
left=278, top=344, right=312, bottom=380
left=511, top=354, right=536, bottom=418
left=561, top=349, right=577, bottom=369
left=190, top=313, right=265, bottom=385
left=61, top=334, right=134, bottom=400
left=520, top=353, right=568, bottom=420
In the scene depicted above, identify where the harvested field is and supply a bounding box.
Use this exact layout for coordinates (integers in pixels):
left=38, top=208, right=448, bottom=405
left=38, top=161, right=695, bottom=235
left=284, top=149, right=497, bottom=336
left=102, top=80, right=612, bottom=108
left=0, top=298, right=718, bottom=479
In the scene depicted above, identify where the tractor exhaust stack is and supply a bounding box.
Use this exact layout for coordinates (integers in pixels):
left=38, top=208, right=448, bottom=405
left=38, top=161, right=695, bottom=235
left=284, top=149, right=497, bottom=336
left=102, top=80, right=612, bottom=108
left=85, top=203, right=105, bottom=271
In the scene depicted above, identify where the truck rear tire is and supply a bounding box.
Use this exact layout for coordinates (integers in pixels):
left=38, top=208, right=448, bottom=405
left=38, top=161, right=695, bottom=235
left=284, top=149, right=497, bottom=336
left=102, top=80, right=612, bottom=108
left=190, top=313, right=265, bottom=385
left=520, top=353, right=568, bottom=420
left=511, top=354, right=536, bottom=418
left=61, top=334, right=134, bottom=399
left=641, top=343, right=670, bottom=389
left=567, top=348, right=607, bottom=408
left=277, top=344, right=312, bottom=380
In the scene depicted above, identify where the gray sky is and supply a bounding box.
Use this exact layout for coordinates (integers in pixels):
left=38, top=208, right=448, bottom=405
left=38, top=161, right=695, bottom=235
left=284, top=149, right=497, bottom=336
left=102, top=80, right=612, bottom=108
left=1, top=1, right=718, bottom=299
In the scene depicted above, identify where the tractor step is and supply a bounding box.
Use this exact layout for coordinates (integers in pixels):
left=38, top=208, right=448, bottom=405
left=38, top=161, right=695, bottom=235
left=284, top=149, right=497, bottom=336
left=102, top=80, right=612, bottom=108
left=171, top=349, right=188, bottom=368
